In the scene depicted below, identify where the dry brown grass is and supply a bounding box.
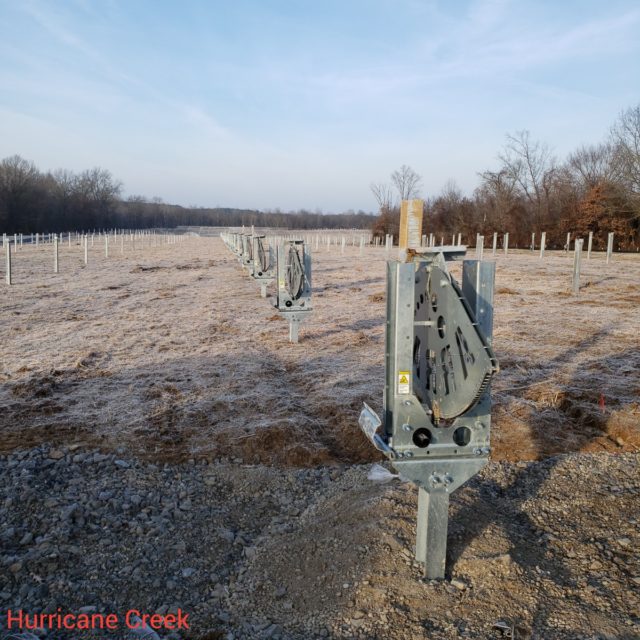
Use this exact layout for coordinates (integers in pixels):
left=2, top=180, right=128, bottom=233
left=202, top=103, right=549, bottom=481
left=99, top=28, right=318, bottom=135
left=0, top=240, right=638, bottom=465
left=367, top=291, right=385, bottom=303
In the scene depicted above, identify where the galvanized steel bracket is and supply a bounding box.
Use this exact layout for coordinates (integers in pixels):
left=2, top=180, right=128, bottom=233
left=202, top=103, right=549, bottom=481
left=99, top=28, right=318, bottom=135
left=359, top=248, right=498, bottom=578
left=249, top=235, right=275, bottom=297
left=274, top=240, right=312, bottom=343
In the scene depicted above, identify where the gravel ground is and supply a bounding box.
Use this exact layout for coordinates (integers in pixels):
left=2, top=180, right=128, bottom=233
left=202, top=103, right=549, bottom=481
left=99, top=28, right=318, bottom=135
left=1, top=446, right=638, bottom=640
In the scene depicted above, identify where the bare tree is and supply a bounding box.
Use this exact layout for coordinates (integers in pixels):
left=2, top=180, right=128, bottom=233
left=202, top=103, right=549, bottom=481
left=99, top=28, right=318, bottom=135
left=0, top=155, right=40, bottom=228
left=430, top=179, right=466, bottom=234
left=499, top=130, right=555, bottom=229
left=475, top=168, right=520, bottom=231
left=440, top=179, right=462, bottom=206
left=370, top=182, right=395, bottom=214
left=567, top=143, right=616, bottom=189
left=47, top=168, right=78, bottom=228
left=610, top=104, right=640, bottom=196
left=370, top=181, right=400, bottom=240
left=391, top=164, right=422, bottom=200
left=77, top=168, right=122, bottom=210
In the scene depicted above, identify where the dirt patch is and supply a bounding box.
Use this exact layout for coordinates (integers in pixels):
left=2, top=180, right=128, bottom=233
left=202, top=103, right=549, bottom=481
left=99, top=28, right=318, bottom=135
left=131, top=265, right=168, bottom=272
left=11, top=372, right=59, bottom=398
left=215, top=424, right=334, bottom=467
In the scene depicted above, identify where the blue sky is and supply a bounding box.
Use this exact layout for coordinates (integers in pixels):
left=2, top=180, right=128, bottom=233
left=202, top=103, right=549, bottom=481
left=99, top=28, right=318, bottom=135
left=1, top=0, right=639, bottom=212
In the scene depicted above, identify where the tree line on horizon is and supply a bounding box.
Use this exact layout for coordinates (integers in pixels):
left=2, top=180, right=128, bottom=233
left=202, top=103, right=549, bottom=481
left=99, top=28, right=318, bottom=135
left=0, top=159, right=374, bottom=234
left=371, top=104, right=640, bottom=251
left=2, top=103, right=638, bottom=246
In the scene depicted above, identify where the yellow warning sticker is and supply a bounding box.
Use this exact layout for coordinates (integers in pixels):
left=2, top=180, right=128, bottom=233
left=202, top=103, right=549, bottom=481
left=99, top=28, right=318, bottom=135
left=398, top=370, right=410, bottom=395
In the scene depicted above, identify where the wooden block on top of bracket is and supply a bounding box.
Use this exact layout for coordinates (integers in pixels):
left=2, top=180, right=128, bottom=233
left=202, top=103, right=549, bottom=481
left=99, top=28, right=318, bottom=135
left=399, top=199, right=424, bottom=250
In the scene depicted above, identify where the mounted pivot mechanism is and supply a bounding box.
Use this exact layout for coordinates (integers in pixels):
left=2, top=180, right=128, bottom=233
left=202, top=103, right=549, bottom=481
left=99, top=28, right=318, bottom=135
left=240, top=234, right=253, bottom=269
left=274, top=240, right=312, bottom=343
left=249, top=235, right=275, bottom=297
left=359, top=246, right=499, bottom=579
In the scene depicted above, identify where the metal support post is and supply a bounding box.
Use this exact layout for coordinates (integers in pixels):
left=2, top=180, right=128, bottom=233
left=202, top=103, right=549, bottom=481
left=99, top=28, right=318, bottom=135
left=606, top=232, right=614, bottom=264
left=54, top=235, right=59, bottom=273
left=573, top=238, right=583, bottom=294
left=492, top=232, right=497, bottom=256
left=5, top=242, right=12, bottom=285
left=416, top=488, right=450, bottom=578
left=587, top=231, right=593, bottom=259
left=540, top=232, right=546, bottom=259
left=289, top=318, right=300, bottom=344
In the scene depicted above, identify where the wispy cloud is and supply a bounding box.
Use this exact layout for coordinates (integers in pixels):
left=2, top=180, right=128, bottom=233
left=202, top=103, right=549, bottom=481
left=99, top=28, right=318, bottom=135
left=15, top=0, right=233, bottom=141
left=432, top=4, right=640, bottom=78
left=180, top=105, right=230, bottom=139
left=294, top=2, right=640, bottom=110
left=21, top=0, right=96, bottom=59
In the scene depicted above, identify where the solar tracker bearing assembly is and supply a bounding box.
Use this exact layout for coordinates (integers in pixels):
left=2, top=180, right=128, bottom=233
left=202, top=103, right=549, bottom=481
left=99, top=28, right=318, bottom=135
left=274, top=239, right=312, bottom=343
left=249, top=235, right=275, bottom=297
left=359, top=247, right=499, bottom=579
left=240, top=234, right=253, bottom=269
left=222, top=231, right=244, bottom=259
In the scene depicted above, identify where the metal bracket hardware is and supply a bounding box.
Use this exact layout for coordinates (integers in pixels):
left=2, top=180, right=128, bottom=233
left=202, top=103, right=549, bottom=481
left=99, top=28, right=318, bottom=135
left=274, top=240, right=312, bottom=343
left=249, top=235, right=275, bottom=297
left=359, top=248, right=498, bottom=579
